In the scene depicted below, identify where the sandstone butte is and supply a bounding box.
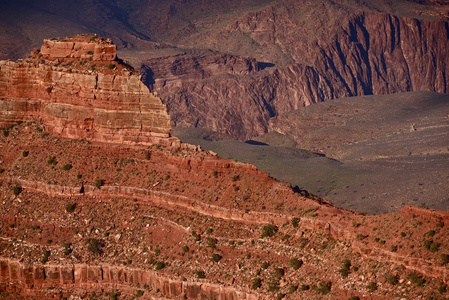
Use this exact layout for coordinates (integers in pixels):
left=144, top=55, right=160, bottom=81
left=0, top=34, right=176, bottom=147
left=0, top=35, right=449, bottom=299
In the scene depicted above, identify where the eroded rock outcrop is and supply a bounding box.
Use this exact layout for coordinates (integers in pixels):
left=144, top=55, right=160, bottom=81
left=0, top=34, right=174, bottom=146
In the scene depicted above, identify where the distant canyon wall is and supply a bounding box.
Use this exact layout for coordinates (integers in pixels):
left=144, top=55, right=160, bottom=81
left=144, top=10, right=449, bottom=140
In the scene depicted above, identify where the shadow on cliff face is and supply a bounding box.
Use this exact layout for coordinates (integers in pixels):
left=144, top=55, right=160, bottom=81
left=141, top=66, right=156, bottom=86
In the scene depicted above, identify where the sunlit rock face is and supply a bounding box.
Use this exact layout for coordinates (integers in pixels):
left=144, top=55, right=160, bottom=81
left=0, top=34, right=173, bottom=145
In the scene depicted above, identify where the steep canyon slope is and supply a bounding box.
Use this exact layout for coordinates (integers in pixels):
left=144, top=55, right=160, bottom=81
left=1, top=36, right=449, bottom=299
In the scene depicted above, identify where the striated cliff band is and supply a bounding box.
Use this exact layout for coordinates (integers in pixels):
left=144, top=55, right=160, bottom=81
left=0, top=35, right=174, bottom=147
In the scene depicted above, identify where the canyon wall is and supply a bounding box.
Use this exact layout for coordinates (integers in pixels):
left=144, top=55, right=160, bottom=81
left=143, top=6, right=449, bottom=140
left=0, top=35, right=174, bottom=146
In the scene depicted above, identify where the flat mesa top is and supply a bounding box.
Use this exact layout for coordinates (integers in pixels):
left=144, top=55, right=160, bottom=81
left=45, top=34, right=112, bottom=44
left=39, top=34, right=117, bottom=61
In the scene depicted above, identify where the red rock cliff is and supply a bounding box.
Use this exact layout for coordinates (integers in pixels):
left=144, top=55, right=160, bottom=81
left=0, top=34, right=174, bottom=146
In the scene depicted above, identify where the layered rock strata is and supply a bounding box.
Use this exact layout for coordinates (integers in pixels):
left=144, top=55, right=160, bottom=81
left=141, top=3, right=449, bottom=139
left=0, top=259, right=258, bottom=300
left=0, top=35, right=174, bottom=146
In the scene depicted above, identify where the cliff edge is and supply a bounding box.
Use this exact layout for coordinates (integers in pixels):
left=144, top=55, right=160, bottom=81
left=0, top=34, right=175, bottom=146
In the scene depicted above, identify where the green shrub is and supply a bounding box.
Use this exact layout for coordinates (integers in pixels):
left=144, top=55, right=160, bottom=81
left=391, top=245, right=398, bottom=252
left=136, top=290, right=144, bottom=297
left=191, top=231, right=201, bottom=241
left=352, top=221, right=361, bottom=228
left=339, top=268, right=350, bottom=278
left=232, top=175, right=240, bottom=181
left=105, top=291, right=121, bottom=300
left=261, top=224, right=278, bottom=238
left=0, top=168, right=5, bottom=174
left=288, top=258, right=303, bottom=270
left=41, top=250, right=51, bottom=264
left=211, top=253, right=222, bottom=262
left=108, top=63, right=115, bottom=69
left=12, top=185, right=22, bottom=196
left=182, top=245, right=189, bottom=253
left=426, top=230, right=436, bottom=237
left=47, top=156, right=57, bottom=165
left=274, top=267, right=285, bottom=280
left=62, top=164, right=72, bottom=171
left=22, top=150, right=29, bottom=157
left=315, top=281, right=331, bottom=295
left=367, top=281, right=377, bottom=292
left=438, top=283, right=447, bottom=294
left=299, top=284, right=310, bottom=291
left=86, top=238, right=104, bottom=255
left=213, top=171, right=218, bottom=178
left=206, top=237, right=217, bottom=248
left=251, top=277, right=262, bottom=290
left=400, top=232, right=406, bottom=237
left=65, top=203, right=76, bottom=213
left=155, top=261, right=166, bottom=270
left=385, top=273, right=398, bottom=285
left=291, top=217, right=300, bottom=228
left=348, top=297, right=360, bottom=300
left=441, top=253, right=449, bottom=264
left=288, top=284, right=298, bottom=293
left=94, top=178, right=104, bottom=188
left=63, top=242, right=72, bottom=256
left=87, top=51, right=94, bottom=55
left=409, top=272, right=425, bottom=287
left=338, top=259, right=351, bottom=278
left=276, top=293, right=286, bottom=300
left=196, top=270, right=206, bottom=278
left=424, top=239, right=440, bottom=252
